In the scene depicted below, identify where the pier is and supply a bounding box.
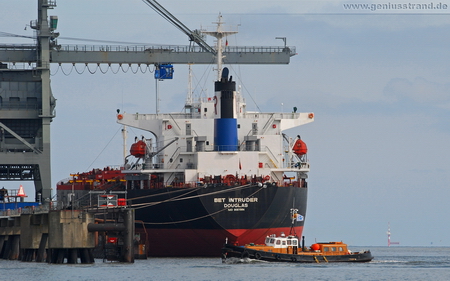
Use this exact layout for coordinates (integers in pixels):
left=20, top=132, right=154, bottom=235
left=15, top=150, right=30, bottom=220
left=0, top=204, right=136, bottom=263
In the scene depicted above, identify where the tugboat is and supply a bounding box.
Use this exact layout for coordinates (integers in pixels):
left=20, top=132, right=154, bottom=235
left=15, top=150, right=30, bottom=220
left=221, top=209, right=373, bottom=263
left=221, top=234, right=373, bottom=263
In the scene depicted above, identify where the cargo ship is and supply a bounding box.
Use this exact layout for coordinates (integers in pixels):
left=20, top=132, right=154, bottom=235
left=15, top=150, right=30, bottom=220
left=56, top=17, right=314, bottom=257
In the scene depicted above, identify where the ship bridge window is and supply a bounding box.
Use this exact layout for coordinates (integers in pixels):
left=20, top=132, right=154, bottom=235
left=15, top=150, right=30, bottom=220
left=270, top=239, right=275, bottom=244
left=324, top=247, right=329, bottom=252
left=331, top=247, right=336, bottom=252
left=276, top=240, right=281, bottom=245
left=287, top=240, right=291, bottom=246
left=339, top=247, right=344, bottom=252
left=292, top=240, right=297, bottom=246
left=282, top=241, right=286, bottom=246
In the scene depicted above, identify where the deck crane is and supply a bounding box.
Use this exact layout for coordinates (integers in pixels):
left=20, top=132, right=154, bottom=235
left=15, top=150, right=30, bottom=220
left=142, top=0, right=216, bottom=54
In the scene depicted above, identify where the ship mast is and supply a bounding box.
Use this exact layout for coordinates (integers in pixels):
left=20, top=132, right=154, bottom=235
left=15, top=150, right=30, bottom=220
left=185, top=64, right=193, bottom=106
left=202, top=14, right=238, bottom=80
left=184, top=16, right=238, bottom=108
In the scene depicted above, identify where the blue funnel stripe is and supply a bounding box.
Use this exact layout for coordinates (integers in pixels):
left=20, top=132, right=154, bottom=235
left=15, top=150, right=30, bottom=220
left=214, top=118, right=238, bottom=151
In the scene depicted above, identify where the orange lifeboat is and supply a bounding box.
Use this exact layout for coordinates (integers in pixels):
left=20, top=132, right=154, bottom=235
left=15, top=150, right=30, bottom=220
left=293, top=137, right=307, bottom=156
left=130, top=140, right=146, bottom=158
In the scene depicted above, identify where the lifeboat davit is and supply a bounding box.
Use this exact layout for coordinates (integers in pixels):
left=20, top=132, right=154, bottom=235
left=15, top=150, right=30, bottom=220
left=130, top=140, right=146, bottom=158
left=293, top=138, right=307, bottom=156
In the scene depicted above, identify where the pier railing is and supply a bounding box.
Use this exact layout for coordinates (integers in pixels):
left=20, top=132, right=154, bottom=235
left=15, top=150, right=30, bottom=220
left=54, top=44, right=296, bottom=56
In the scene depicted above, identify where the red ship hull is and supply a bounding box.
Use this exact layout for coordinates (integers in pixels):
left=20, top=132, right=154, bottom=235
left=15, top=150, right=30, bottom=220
left=138, top=226, right=304, bottom=257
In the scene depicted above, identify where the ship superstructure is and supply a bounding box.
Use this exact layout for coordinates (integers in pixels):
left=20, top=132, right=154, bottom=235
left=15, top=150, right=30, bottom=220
left=119, top=15, right=313, bottom=190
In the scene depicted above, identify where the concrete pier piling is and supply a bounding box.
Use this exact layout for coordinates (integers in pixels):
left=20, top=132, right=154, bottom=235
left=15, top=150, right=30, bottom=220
left=46, top=210, right=96, bottom=264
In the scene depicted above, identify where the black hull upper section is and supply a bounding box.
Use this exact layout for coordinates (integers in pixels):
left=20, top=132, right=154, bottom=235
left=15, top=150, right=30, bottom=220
left=128, top=184, right=307, bottom=231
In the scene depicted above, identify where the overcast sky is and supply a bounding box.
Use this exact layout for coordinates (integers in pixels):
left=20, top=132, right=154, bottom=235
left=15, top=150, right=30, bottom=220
left=2, top=0, right=450, bottom=247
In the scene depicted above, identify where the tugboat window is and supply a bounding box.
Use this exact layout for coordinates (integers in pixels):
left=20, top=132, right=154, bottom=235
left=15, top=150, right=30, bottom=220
left=331, top=247, right=336, bottom=252
left=276, top=240, right=281, bottom=245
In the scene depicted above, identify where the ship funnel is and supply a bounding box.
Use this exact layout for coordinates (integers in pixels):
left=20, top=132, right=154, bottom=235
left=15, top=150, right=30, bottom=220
left=214, top=67, right=238, bottom=151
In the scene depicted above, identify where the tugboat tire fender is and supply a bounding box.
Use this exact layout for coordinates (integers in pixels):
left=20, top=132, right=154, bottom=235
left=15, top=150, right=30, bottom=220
left=255, top=252, right=262, bottom=260
left=241, top=250, right=250, bottom=258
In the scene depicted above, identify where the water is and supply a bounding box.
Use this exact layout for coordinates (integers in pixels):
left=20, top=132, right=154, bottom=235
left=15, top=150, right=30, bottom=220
left=1, top=247, right=450, bottom=281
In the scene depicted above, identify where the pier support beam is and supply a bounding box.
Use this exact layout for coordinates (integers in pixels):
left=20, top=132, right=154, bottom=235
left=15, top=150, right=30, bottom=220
left=36, top=233, right=48, bottom=262
left=0, top=236, right=5, bottom=255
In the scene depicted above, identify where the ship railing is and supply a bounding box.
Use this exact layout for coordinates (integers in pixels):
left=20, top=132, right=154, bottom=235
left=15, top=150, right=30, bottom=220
left=243, top=112, right=303, bottom=120
left=0, top=203, right=51, bottom=216
left=287, top=160, right=310, bottom=171
left=166, top=147, right=182, bottom=169
left=261, top=113, right=276, bottom=135
left=129, top=112, right=304, bottom=121
left=150, top=144, right=283, bottom=155
left=168, top=180, right=305, bottom=188
left=262, top=146, right=279, bottom=168
left=0, top=208, right=21, bottom=216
